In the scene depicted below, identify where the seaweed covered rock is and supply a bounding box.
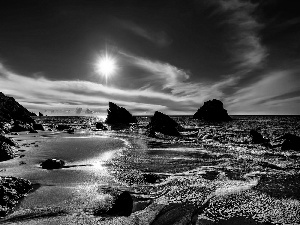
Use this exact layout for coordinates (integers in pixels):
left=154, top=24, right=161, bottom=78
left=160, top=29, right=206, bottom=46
left=193, top=99, right=231, bottom=121
left=0, top=176, right=32, bottom=217
left=105, top=102, right=137, bottom=125
left=280, top=133, right=300, bottom=151
left=0, top=92, right=34, bottom=124
left=94, top=188, right=133, bottom=216
left=40, top=159, right=65, bottom=169
left=147, top=111, right=182, bottom=137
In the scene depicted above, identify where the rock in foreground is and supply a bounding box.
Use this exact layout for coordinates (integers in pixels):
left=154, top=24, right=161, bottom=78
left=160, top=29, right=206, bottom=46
left=94, top=188, right=133, bottom=216
left=0, top=176, right=32, bottom=217
left=105, top=102, right=137, bottom=125
left=280, top=133, right=300, bottom=151
left=147, top=111, right=182, bottom=136
left=193, top=99, right=231, bottom=121
left=40, top=159, right=65, bottom=169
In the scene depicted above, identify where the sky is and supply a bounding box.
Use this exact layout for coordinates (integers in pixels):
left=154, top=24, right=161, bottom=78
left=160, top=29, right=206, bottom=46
left=0, top=0, right=299, bottom=115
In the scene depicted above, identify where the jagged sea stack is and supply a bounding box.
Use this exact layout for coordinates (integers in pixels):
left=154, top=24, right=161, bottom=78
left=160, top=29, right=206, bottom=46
left=105, top=102, right=137, bottom=124
left=147, top=111, right=182, bottom=136
left=193, top=99, right=231, bottom=121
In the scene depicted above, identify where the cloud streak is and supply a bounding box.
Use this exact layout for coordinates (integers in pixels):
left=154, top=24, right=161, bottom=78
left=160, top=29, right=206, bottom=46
left=116, top=20, right=172, bottom=47
left=216, top=0, right=267, bottom=70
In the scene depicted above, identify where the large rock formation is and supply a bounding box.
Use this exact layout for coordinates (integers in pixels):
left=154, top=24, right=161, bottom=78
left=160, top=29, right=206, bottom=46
left=0, top=176, right=32, bottom=217
left=147, top=111, right=182, bottom=136
left=193, top=99, right=231, bottom=121
left=105, top=102, right=137, bottom=124
left=0, top=92, right=34, bottom=124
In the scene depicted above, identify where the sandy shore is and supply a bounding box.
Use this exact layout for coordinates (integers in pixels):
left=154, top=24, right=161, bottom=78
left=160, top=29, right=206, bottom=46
left=0, top=130, right=132, bottom=224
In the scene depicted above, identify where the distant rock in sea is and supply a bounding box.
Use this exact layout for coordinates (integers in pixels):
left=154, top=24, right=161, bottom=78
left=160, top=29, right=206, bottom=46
left=147, top=111, right=182, bottom=136
left=33, top=123, right=45, bottom=131
left=193, top=99, right=231, bottom=121
left=250, top=130, right=269, bottom=144
left=0, top=92, right=35, bottom=125
left=38, top=112, right=44, bottom=117
left=105, top=102, right=137, bottom=125
left=95, top=121, right=108, bottom=130
left=0, top=176, right=32, bottom=217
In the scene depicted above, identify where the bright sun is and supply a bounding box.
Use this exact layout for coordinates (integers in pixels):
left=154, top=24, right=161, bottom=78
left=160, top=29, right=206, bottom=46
left=95, top=53, right=117, bottom=83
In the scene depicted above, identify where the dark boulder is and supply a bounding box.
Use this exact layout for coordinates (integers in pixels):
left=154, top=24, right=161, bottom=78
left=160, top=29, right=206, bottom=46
left=94, top=188, right=133, bottom=217
left=147, top=111, right=182, bottom=136
left=33, top=123, right=44, bottom=131
left=0, top=176, right=32, bottom=217
left=56, top=124, right=70, bottom=131
left=193, top=99, right=231, bottom=121
left=105, top=102, right=137, bottom=125
left=0, top=92, right=35, bottom=124
left=0, top=142, right=15, bottom=162
left=280, top=133, right=300, bottom=151
left=95, top=122, right=108, bottom=130
left=250, top=130, right=269, bottom=144
left=40, top=159, right=65, bottom=169
left=38, top=112, right=44, bottom=117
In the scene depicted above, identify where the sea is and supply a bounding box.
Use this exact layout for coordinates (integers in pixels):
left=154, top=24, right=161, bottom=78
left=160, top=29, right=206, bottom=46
left=0, top=115, right=300, bottom=224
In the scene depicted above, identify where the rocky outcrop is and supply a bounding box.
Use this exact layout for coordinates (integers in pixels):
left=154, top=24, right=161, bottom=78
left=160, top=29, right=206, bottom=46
left=193, top=99, right=231, bottom=121
left=147, top=111, right=182, bottom=137
left=105, top=102, right=137, bottom=125
left=40, top=159, right=65, bottom=169
left=38, top=112, right=44, bottom=117
left=280, top=133, right=300, bottom=151
left=0, top=92, right=34, bottom=124
left=0, top=134, right=19, bottom=147
left=94, top=188, right=133, bottom=216
left=0, top=176, right=32, bottom=217
left=10, top=121, right=34, bottom=133
left=0, top=142, right=15, bottom=162
left=0, top=134, right=18, bottom=162
left=250, top=130, right=269, bottom=144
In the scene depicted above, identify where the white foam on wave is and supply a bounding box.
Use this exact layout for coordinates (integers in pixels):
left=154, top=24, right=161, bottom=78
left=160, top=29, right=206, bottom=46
left=213, top=179, right=259, bottom=198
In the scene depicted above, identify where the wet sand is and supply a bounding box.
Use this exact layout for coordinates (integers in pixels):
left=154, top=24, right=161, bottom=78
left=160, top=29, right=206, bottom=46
left=0, top=130, right=129, bottom=224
